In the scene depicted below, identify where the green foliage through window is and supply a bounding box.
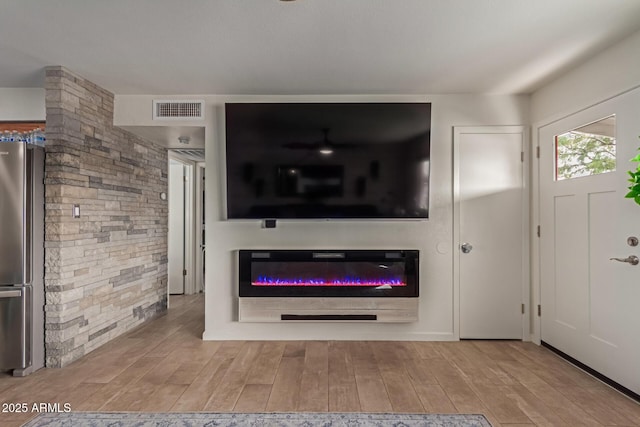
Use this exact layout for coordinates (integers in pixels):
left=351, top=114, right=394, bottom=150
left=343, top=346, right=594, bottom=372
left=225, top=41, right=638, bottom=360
left=625, top=142, right=640, bottom=206
left=555, top=131, right=616, bottom=181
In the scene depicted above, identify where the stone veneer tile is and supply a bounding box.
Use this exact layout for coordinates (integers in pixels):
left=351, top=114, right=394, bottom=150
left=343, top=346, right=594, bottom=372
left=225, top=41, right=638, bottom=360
left=44, top=66, right=168, bottom=368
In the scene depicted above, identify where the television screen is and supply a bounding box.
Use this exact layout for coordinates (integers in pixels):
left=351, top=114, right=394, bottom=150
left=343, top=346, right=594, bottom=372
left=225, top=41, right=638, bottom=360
left=276, top=165, right=344, bottom=198
left=225, top=102, right=431, bottom=219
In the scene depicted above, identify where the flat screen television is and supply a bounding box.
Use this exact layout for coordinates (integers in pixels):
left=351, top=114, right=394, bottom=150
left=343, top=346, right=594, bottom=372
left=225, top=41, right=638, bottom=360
left=225, top=102, right=431, bottom=219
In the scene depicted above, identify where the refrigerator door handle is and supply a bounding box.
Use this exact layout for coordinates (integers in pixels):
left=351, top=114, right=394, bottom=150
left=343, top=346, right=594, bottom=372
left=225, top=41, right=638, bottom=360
left=0, top=290, right=22, bottom=298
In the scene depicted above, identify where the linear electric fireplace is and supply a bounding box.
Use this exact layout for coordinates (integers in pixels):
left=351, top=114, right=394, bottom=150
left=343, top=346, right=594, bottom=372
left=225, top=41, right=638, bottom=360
left=238, top=250, right=419, bottom=322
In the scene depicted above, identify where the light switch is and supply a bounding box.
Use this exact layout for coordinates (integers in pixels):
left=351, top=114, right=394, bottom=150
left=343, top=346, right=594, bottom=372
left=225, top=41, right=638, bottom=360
left=72, top=204, right=80, bottom=218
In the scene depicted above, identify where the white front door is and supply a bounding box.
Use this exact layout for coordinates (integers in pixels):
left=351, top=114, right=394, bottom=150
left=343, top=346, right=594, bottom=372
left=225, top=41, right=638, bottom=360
left=454, top=126, right=526, bottom=339
left=539, top=89, right=640, bottom=396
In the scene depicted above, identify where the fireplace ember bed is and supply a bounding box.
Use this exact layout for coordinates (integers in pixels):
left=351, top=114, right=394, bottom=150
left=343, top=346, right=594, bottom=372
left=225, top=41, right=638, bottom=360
left=238, top=250, right=419, bottom=322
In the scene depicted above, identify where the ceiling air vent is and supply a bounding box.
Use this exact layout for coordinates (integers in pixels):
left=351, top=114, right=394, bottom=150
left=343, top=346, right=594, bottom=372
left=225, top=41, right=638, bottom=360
left=153, top=100, right=205, bottom=120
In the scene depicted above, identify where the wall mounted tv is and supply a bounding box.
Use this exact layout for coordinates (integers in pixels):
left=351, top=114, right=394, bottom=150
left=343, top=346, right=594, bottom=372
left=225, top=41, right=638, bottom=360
left=225, top=102, right=431, bottom=220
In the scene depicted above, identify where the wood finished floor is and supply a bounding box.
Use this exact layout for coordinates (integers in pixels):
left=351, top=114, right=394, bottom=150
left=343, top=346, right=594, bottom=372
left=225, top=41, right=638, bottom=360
left=1, top=294, right=638, bottom=427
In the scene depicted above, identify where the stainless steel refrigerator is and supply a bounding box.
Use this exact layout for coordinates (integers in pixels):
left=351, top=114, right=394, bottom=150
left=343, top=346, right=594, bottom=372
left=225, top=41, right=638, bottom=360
left=0, top=140, right=44, bottom=376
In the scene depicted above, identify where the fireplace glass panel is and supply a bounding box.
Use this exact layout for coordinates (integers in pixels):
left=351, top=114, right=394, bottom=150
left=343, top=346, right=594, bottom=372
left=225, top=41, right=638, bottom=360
left=238, top=250, right=418, bottom=298
left=251, top=261, right=407, bottom=287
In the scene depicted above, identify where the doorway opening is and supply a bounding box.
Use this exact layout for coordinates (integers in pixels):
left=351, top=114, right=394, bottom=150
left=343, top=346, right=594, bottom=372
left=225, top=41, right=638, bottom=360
left=168, top=151, right=205, bottom=305
left=538, top=92, right=640, bottom=398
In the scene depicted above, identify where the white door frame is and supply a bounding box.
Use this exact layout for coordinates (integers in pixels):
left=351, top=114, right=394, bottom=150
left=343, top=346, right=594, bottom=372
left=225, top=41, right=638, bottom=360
left=194, top=162, right=205, bottom=294
left=530, top=125, right=542, bottom=344
left=168, top=152, right=196, bottom=296
left=453, top=126, right=530, bottom=341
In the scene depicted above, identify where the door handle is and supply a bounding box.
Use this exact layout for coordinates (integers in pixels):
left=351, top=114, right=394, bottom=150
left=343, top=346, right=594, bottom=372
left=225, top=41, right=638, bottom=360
left=461, top=243, right=473, bottom=254
left=609, top=255, right=639, bottom=266
left=0, top=290, right=22, bottom=298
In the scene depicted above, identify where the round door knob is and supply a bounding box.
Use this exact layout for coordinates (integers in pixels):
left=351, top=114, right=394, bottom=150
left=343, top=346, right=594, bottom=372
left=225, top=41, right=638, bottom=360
left=461, top=243, right=473, bottom=254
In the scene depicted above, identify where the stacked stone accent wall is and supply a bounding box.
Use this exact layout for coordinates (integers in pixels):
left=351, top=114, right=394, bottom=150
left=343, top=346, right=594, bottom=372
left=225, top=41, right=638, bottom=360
left=44, top=66, right=168, bottom=367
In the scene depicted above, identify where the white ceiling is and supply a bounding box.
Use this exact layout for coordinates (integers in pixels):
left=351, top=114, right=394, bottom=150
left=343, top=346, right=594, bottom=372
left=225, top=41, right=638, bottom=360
left=1, top=0, right=640, bottom=96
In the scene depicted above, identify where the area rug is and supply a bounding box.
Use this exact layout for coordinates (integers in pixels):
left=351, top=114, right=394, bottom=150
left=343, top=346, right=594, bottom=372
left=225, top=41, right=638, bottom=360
left=22, top=412, right=492, bottom=426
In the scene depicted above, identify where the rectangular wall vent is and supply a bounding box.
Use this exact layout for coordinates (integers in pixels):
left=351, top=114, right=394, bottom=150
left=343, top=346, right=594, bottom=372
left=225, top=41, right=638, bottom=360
left=153, top=100, right=204, bottom=120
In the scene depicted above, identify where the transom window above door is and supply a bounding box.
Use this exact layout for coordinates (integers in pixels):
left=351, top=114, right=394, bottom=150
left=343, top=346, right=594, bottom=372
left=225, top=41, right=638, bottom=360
left=555, top=115, right=616, bottom=181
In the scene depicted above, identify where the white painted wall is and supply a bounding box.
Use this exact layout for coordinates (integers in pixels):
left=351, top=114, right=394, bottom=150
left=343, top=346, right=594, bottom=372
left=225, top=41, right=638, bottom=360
left=531, top=29, right=640, bottom=123
left=0, top=88, right=45, bottom=120
left=116, top=93, right=529, bottom=340
left=530, top=28, right=640, bottom=343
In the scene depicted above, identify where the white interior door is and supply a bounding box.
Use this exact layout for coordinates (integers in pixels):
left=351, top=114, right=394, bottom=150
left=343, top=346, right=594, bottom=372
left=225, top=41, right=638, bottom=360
left=455, top=126, right=526, bottom=339
left=539, top=89, right=640, bottom=396
left=168, top=159, right=185, bottom=295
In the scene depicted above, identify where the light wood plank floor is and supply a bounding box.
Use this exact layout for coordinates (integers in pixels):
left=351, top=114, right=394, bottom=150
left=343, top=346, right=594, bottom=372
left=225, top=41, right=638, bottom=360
left=1, top=294, right=638, bottom=426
